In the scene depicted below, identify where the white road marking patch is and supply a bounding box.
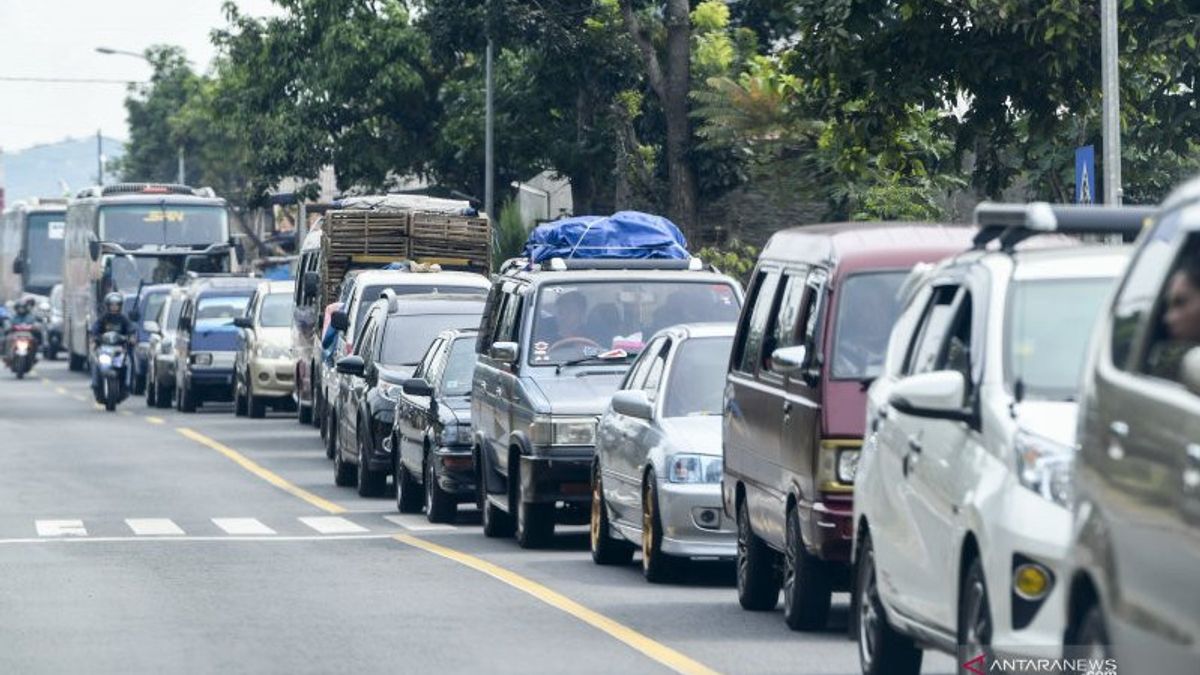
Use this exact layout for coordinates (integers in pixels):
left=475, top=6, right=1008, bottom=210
left=298, top=516, right=368, bottom=534
left=383, top=514, right=457, bottom=532
left=212, top=518, right=276, bottom=535
left=35, top=520, right=88, bottom=537
left=0, top=534, right=396, bottom=546
left=126, top=518, right=185, bottom=536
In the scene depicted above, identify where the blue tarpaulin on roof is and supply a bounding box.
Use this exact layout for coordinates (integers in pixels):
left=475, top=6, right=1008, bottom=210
left=523, top=211, right=689, bottom=264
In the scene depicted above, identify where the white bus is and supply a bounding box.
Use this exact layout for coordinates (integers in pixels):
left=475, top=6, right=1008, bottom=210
left=0, top=199, right=68, bottom=303
left=62, top=183, right=238, bottom=370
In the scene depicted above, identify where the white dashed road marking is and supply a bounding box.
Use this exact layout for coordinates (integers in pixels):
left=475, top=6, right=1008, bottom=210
left=298, top=516, right=368, bottom=534
left=126, top=518, right=185, bottom=536
left=35, top=520, right=88, bottom=537
left=212, top=518, right=276, bottom=535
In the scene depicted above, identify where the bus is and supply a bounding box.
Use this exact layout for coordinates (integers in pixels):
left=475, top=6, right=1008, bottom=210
left=0, top=198, right=68, bottom=303
left=62, top=183, right=238, bottom=371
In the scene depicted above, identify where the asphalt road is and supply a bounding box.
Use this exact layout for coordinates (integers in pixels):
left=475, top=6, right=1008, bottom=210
left=0, top=360, right=955, bottom=675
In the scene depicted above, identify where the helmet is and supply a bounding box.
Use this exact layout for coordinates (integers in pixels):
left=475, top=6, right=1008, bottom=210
left=21, top=295, right=37, bottom=311
left=103, top=292, right=124, bottom=314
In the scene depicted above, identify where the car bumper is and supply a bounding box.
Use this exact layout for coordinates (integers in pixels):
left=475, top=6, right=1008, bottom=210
left=432, top=446, right=475, bottom=497
left=657, top=480, right=736, bottom=559
left=188, top=366, right=234, bottom=398
left=249, top=357, right=296, bottom=397
left=520, top=450, right=592, bottom=504
left=799, top=493, right=854, bottom=563
left=983, top=486, right=1072, bottom=655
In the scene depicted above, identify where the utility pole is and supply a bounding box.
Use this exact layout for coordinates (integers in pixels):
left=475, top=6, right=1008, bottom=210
left=1100, top=0, right=1122, bottom=205
left=96, top=129, right=104, bottom=185
left=484, top=36, right=495, bottom=222
left=177, top=146, right=186, bottom=185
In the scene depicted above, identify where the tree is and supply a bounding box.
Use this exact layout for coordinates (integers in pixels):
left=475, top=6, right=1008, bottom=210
left=119, top=46, right=203, bottom=185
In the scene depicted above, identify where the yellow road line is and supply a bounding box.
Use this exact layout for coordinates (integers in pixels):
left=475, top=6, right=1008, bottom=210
left=175, top=427, right=346, bottom=514
left=392, top=533, right=721, bottom=675
left=145, top=416, right=165, bottom=425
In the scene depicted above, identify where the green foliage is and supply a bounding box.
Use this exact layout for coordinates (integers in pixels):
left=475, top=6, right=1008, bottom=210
left=696, top=239, right=759, bottom=284
left=494, top=199, right=531, bottom=269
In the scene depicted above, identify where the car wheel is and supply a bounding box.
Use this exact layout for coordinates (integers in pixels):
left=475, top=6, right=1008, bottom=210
left=642, top=472, right=680, bottom=582
left=424, top=453, right=456, bottom=523
left=356, top=424, right=385, bottom=497
left=145, top=372, right=157, bottom=407
left=958, top=556, right=993, bottom=668
left=514, top=460, right=554, bottom=549
left=1066, top=603, right=1110, bottom=667
left=395, top=458, right=423, bottom=513
left=234, top=379, right=248, bottom=417
left=590, top=461, right=633, bottom=565
left=783, top=506, right=832, bottom=630
left=324, top=407, right=337, bottom=459
left=856, top=533, right=922, bottom=675
left=248, top=383, right=266, bottom=419
left=478, top=448, right=514, bottom=537
left=178, top=380, right=197, bottom=413
left=333, top=434, right=357, bottom=487
left=298, top=376, right=313, bottom=424
left=156, top=381, right=173, bottom=409
left=736, top=497, right=781, bottom=611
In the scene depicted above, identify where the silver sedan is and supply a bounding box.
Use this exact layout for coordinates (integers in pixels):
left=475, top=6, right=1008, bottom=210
left=590, top=322, right=736, bottom=582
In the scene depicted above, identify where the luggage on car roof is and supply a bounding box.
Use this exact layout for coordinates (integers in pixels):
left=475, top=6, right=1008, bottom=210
left=523, top=211, right=689, bottom=264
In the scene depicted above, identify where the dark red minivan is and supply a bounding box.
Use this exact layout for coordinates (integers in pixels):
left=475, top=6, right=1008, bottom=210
left=721, top=222, right=973, bottom=630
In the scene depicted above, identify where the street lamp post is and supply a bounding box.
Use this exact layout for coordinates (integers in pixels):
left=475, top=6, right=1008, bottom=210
left=1100, top=0, right=1122, bottom=206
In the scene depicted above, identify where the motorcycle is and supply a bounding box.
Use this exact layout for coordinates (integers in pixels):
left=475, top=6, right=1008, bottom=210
left=4, top=324, right=39, bottom=379
left=95, top=331, right=130, bottom=412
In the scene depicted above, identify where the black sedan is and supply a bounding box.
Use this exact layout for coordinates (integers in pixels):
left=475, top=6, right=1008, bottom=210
left=391, top=328, right=478, bottom=522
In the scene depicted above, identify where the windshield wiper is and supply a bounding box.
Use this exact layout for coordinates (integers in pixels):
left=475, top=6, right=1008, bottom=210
left=555, top=351, right=637, bottom=375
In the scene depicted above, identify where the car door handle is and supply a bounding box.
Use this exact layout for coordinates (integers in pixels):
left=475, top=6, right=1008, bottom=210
left=877, top=405, right=889, bottom=420
left=907, top=437, right=923, bottom=454
left=782, top=401, right=792, bottom=414
left=1107, top=421, right=1128, bottom=461
left=1109, top=421, right=1129, bottom=439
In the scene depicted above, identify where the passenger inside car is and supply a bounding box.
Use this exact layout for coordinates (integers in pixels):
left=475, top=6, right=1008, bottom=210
left=1148, top=242, right=1200, bottom=381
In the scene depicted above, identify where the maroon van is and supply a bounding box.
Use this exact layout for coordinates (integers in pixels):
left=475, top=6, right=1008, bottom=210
left=721, top=222, right=974, bottom=631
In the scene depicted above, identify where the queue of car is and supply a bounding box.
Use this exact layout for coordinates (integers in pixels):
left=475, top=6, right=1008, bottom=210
left=94, top=192, right=1198, bottom=675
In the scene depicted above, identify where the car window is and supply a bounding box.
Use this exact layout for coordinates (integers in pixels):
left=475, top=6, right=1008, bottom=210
left=497, top=292, right=522, bottom=343
left=733, top=270, right=780, bottom=374
left=937, top=292, right=973, bottom=387
left=258, top=293, right=292, bottom=327
left=905, top=285, right=961, bottom=375
left=1139, top=232, right=1200, bottom=386
left=195, top=295, right=250, bottom=327
left=1007, top=276, right=1117, bottom=400
left=381, top=313, right=483, bottom=367
left=477, top=286, right=508, bottom=354
left=411, top=338, right=440, bottom=379
left=664, top=336, right=734, bottom=417
left=528, top=280, right=739, bottom=366
left=623, top=336, right=664, bottom=390
left=440, top=338, right=477, bottom=396
left=354, top=315, right=376, bottom=357
left=761, top=270, right=807, bottom=376
left=641, top=339, right=671, bottom=397
left=1111, top=212, right=1183, bottom=370
left=830, top=271, right=908, bottom=380
left=142, top=292, right=167, bottom=328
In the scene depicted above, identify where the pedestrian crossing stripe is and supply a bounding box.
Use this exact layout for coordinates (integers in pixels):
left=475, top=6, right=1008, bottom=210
left=26, top=514, right=459, bottom=539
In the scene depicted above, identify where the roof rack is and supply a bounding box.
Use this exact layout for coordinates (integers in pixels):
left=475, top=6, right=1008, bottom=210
left=973, top=202, right=1155, bottom=250
left=540, top=257, right=706, bottom=272
left=75, top=183, right=209, bottom=199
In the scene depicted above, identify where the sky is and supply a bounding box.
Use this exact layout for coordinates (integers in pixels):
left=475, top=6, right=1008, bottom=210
left=0, top=0, right=281, bottom=154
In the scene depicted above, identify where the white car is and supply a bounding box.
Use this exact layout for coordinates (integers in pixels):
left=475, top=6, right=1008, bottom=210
left=852, top=203, right=1145, bottom=675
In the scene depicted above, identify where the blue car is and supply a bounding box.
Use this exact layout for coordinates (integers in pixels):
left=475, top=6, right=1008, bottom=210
left=171, top=276, right=261, bottom=412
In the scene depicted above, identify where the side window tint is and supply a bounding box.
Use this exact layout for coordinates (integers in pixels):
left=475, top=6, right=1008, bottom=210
left=624, top=337, right=662, bottom=390
left=735, top=271, right=781, bottom=374
left=905, top=285, right=960, bottom=375
left=936, top=293, right=973, bottom=387
left=762, top=271, right=808, bottom=374
left=642, top=340, right=671, bottom=396
left=477, top=286, right=505, bottom=354
left=498, top=293, right=523, bottom=343
left=1139, top=232, right=1200, bottom=385
left=802, top=268, right=829, bottom=348
left=731, top=270, right=768, bottom=372
left=1112, top=216, right=1182, bottom=370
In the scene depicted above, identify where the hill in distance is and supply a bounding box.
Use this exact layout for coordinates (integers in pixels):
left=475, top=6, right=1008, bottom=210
left=1, top=136, right=126, bottom=204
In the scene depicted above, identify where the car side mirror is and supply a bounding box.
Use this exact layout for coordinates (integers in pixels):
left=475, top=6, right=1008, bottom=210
left=611, top=390, right=654, bottom=420
left=143, top=320, right=161, bottom=335
left=303, top=271, right=320, bottom=296
left=233, top=316, right=253, bottom=330
left=402, top=377, right=433, bottom=397
left=335, top=355, right=365, bottom=376
left=490, top=341, right=518, bottom=365
left=12, top=258, right=25, bottom=274
left=88, top=240, right=101, bottom=261
left=771, top=345, right=808, bottom=375
left=330, top=310, right=349, bottom=332
left=1181, top=347, right=1200, bottom=397
left=888, top=371, right=974, bottom=424
left=178, top=316, right=192, bottom=331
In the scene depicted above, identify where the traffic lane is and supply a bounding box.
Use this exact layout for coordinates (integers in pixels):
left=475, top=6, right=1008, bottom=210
left=0, top=536, right=672, bottom=675
left=166, top=390, right=958, bottom=675
left=0, top=364, right=329, bottom=533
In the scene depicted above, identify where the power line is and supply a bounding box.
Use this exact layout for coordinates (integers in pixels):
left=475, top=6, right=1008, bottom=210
left=0, top=76, right=142, bottom=85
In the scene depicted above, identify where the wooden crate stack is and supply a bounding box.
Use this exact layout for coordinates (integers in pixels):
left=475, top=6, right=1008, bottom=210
left=321, top=210, right=411, bottom=300
left=409, top=212, right=492, bottom=271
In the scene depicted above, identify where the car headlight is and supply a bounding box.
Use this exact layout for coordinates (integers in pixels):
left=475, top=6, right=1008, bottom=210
left=528, top=416, right=597, bottom=447
left=1014, top=431, right=1073, bottom=507
left=191, top=352, right=213, bottom=366
left=837, top=449, right=860, bottom=483
left=440, top=424, right=469, bottom=446
left=377, top=381, right=403, bottom=402
left=256, top=344, right=291, bottom=359
left=667, top=454, right=723, bottom=484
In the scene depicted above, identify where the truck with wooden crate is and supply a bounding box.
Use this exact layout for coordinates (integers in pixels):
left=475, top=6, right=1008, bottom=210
left=290, top=196, right=491, bottom=425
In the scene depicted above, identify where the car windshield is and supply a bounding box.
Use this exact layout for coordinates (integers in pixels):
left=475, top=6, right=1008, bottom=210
left=1006, top=277, right=1116, bottom=401
left=195, top=295, right=251, bottom=327
left=24, top=213, right=66, bottom=290
left=141, top=292, right=167, bottom=328
left=440, top=337, right=477, bottom=397
left=830, top=271, right=908, bottom=380
left=353, top=283, right=486, bottom=338
left=380, top=313, right=482, bottom=366
left=259, top=293, right=292, bottom=327
left=529, top=280, right=740, bottom=365
left=98, top=204, right=228, bottom=246
left=663, top=336, right=734, bottom=417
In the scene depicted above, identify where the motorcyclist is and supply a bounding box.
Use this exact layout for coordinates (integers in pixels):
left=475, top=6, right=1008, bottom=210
left=3, top=297, right=44, bottom=356
left=90, top=292, right=136, bottom=397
